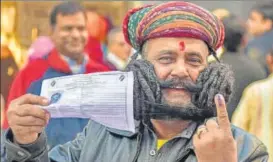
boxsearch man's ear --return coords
[49,26,56,40]
[264,19,273,31]
[49,25,56,35]
[267,54,273,62]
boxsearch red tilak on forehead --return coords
[179,41,185,51]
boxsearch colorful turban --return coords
[123,1,225,52]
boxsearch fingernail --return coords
[216,94,224,107]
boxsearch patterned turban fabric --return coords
[123,1,225,53]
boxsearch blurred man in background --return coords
[105,27,132,70]
[1,94,6,161]
[232,47,273,162]
[1,94,4,128]
[1,46,18,103]
[221,15,266,119]
[245,1,273,75]
[5,2,109,149]
[1,46,19,129]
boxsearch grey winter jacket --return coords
[4,119,268,162]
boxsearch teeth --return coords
[170,86,184,89]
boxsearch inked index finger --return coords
[215,94,231,133]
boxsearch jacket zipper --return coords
[132,124,144,162]
[132,133,143,162]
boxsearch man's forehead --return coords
[250,10,264,19]
[56,12,86,24]
[145,37,209,54]
[115,32,125,40]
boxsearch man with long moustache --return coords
[4,1,268,162]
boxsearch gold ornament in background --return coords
[31,27,38,42]
[1,3,26,68]
[7,66,15,76]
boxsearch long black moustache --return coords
[159,79,202,93]
[124,57,234,121]
[146,78,215,120]
[143,100,214,121]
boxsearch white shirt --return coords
[106,52,127,70]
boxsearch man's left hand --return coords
[193,94,237,162]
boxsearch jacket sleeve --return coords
[4,121,90,162]
[4,129,50,162]
[246,144,269,162]
[48,121,89,162]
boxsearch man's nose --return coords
[170,60,190,78]
[71,28,80,38]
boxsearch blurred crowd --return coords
[1,1,273,161]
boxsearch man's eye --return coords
[188,58,202,65]
[77,26,85,31]
[189,59,201,63]
[63,26,72,31]
[158,57,174,64]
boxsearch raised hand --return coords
[193,94,237,162]
[7,94,50,144]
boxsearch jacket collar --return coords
[106,118,202,142]
[47,48,101,74]
[106,120,140,137]
[47,48,72,74]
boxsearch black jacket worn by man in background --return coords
[221,52,266,119]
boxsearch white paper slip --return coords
[40,71,135,133]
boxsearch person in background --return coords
[221,15,266,120]
[85,9,108,43]
[245,1,273,75]
[85,8,112,68]
[27,36,54,62]
[1,94,4,128]
[105,27,132,70]
[1,45,19,103]
[1,94,6,162]
[5,2,109,149]
[232,47,273,162]
[0,45,19,129]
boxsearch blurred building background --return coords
[1,1,140,67]
[2,0,271,68]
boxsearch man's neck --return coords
[151,119,192,140]
[75,56,84,65]
[60,53,84,65]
